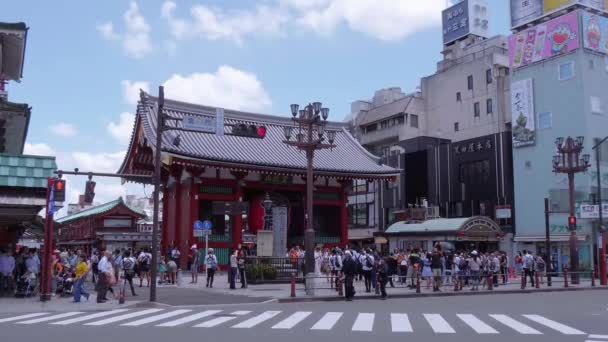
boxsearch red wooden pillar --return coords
[231,172,247,250]
[165,181,177,256]
[161,187,170,255]
[340,182,349,247]
[178,173,194,269]
[171,167,183,262]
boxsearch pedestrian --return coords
[468,251,481,291]
[431,249,443,292]
[398,251,408,284]
[121,250,137,296]
[408,249,420,288]
[137,248,151,287]
[444,254,453,285]
[237,250,247,288]
[171,246,181,264]
[500,252,508,284]
[422,253,433,289]
[229,249,238,290]
[205,248,218,288]
[159,256,167,283]
[90,251,99,284]
[535,253,546,285]
[96,250,112,303]
[190,245,199,284]
[73,254,90,302]
[522,250,535,287]
[492,252,501,287]
[359,250,374,293]
[515,251,524,274]
[167,257,178,285]
[0,249,15,296]
[377,256,389,299]
[112,249,123,283]
[342,251,357,301]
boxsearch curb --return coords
[277,286,608,303]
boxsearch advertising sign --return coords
[544,0,607,13]
[443,0,470,44]
[509,11,580,69]
[511,79,535,148]
[582,12,608,54]
[579,203,608,219]
[511,0,543,28]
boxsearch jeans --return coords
[363,270,372,292]
[0,274,12,295]
[523,268,535,287]
[470,270,480,289]
[96,273,108,302]
[206,268,216,287]
[125,272,136,295]
[239,268,247,288]
[229,267,237,289]
[73,277,89,302]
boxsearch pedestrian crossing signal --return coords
[568,216,576,230]
[54,179,66,202]
[231,123,267,139]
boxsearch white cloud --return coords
[107,112,136,145]
[163,66,272,111]
[122,80,150,105]
[50,122,78,138]
[72,151,126,174]
[98,1,153,59]
[161,1,289,45]
[24,143,55,156]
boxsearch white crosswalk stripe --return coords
[52,309,130,325]
[523,314,585,335]
[156,310,222,327]
[85,309,163,326]
[489,314,542,335]
[310,312,342,330]
[232,311,281,329]
[424,314,455,334]
[195,316,238,328]
[17,312,83,324]
[272,311,312,329]
[352,313,374,332]
[122,309,192,326]
[588,335,608,339]
[457,314,498,334]
[0,313,48,323]
[390,313,413,332]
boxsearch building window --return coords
[486,98,493,114]
[352,180,368,193]
[410,114,419,128]
[380,119,389,129]
[459,160,491,185]
[474,102,480,117]
[456,92,462,102]
[486,69,493,84]
[365,124,377,133]
[595,138,608,162]
[454,122,459,132]
[467,75,474,90]
[348,203,369,227]
[538,112,552,130]
[591,96,602,114]
[558,61,575,81]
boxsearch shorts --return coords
[432,269,442,277]
[140,265,150,272]
[190,264,199,272]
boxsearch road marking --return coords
[195,316,238,328]
[156,310,222,327]
[523,314,585,335]
[85,309,163,326]
[17,312,82,324]
[457,314,498,334]
[52,309,130,325]
[587,340,608,342]
[272,311,312,329]
[352,313,374,332]
[231,311,252,316]
[121,309,192,326]
[390,313,413,332]
[489,314,542,335]
[310,312,343,330]
[0,313,48,323]
[424,314,455,334]
[589,335,608,339]
[232,311,281,329]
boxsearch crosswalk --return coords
[0,309,588,335]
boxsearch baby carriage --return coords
[56,268,75,297]
[15,272,38,297]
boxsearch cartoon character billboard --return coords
[582,12,608,54]
[509,11,579,69]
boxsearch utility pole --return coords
[150,85,164,302]
[593,136,607,286]
[544,197,552,287]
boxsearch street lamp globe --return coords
[262,193,273,211]
[327,130,336,144]
[313,102,322,114]
[583,154,591,165]
[283,126,293,140]
[290,104,299,117]
[576,136,585,147]
[321,108,329,121]
[553,154,561,166]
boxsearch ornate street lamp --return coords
[262,193,273,231]
[283,102,336,295]
[553,136,591,284]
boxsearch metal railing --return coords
[244,256,305,284]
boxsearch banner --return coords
[511,0,543,28]
[509,11,579,68]
[511,79,535,148]
[544,0,607,12]
[582,12,608,54]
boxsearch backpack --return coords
[459,257,467,269]
[123,257,135,275]
[141,254,150,266]
[365,256,372,268]
[336,257,342,269]
[524,255,534,269]
[536,257,546,271]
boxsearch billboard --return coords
[511,79,535,148]
[544,0,607,12]
[582,12,608,54]
[511,0,608,28]
[509,11,579,69]
[443,0,489,45]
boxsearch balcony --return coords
[360,125,401,146]
[393,206,441,222]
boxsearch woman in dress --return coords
[422,253,433,289]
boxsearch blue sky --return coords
[3,0,510,207]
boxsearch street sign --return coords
[202,220,213,231]
[202,229,211,236]
[193,220,204,230]
[183,114,216,133]
[216,108,224,137]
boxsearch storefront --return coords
[118,91,399,268]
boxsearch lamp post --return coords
[262,193,273,231]
[553,136,591,285]
[283,102,336,295]
[593,136,607,286]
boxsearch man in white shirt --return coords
[96,250,112,303]
[359,250,374,293]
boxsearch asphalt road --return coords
[1,291,606,342]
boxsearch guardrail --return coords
[244,256,305,284]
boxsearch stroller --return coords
[15,272,38,297]
[56,268,75,297]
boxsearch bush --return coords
[246,264,277,283]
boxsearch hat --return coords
[208,248,214,253]
[344,251,352,256]
[191,244,198,250]
[53,250,60,254]
[471,250,478,256]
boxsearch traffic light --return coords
[231,123,267,138]
[84,180,96,204]
[54,179,66,202]
[568,216,577,230]
[0,119,6,153]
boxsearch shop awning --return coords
[385,216,502,237]
[514,235,588,242]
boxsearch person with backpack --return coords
[205,248,218,288]
[467,251,481,291]
[121,250,137,296]
[190,245,200,284]
[137,248,152,287]
[377,256,389,299]
[329,248,342,290]
[535,253,546,285]
[522,250,535,287]
[408,249,420,289]
[359,249,374,292]
[342,251,357,301]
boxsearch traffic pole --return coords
[488,273,493,291]
[521,271,525,289]
[416,271,421,294]
[535,272,540,289]
[564,268,569,288]
[40,177,55,302]
[290,273,296,297]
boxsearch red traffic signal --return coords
[54,179,66,202]
[232,123,267,139]
[84,180,96,204]
[568,216,577,229]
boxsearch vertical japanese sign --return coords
[442,0,470,44]
[511,78,535,148]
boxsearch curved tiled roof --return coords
[120,92,399,179]
[56,197,145,225]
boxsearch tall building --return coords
[348,0,515,253]
[510,1,608,272]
